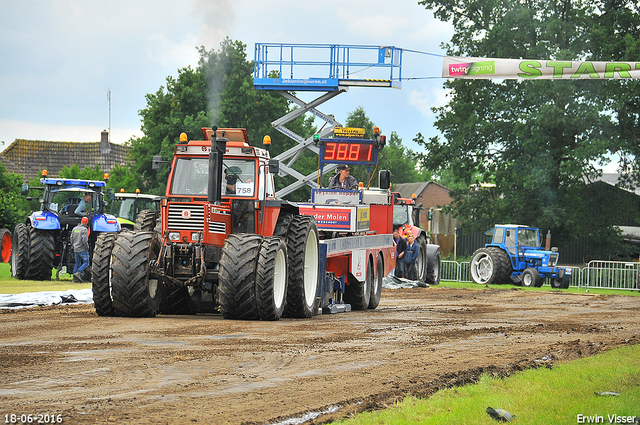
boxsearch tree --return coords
[0,164,30,229]
[124,38,316,198]
[417,0,640,256]
[339,107,427,188]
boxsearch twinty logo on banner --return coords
[443,57,640,79]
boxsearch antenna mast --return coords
[107,89,111,142]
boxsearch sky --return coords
[0,0,453,154]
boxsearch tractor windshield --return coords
[111,197,158,221]
[46,189,100,215]
[393,205,413,226]
[518,228,540,247]
[171,157,256,197]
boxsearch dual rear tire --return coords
[10,224,54,281]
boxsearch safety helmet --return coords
[81,217,89,224]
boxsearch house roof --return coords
[392,182,430,199]
[591,173,640,197]
[1,137,130,180]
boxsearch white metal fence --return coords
[441,260,640,291]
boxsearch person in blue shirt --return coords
[74,193,92,217]
[393,228,407,278]
[404,232,419,281]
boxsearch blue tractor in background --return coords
[11,174,120,281]
[470,224,573,289]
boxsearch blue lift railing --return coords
[254,43,403,91]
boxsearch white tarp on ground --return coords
[382,274,427,289]
[0,276,422,309]
[0,289,93,309]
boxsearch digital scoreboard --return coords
[321,141,375,164]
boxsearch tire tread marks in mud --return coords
[256,236,288,321]
[11,223,30,279]
[111,232,163,317]
[92,232,117,316]
[27,227,55,280]
[218,234,263,320]
[283,215,319,318]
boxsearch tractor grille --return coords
[209,222,226,234]
[168,204,204,231]
[549,253,559,267]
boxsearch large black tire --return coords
[426,244,441,285]
[256,236,288,321]
[345,256,372,310]
[551,275,571,289]
[368,254,383,309]
[10,223,30,279]
[134,210,160,232]
[521,268,542,288]
[91,232,117,316]
[470,247,511,285]
[218,234,263,320]
[111,232,163,317]
[160,286,197,315]
[416,236,428,283]
[27,228,55,280]
[0,228,11,263]
[283,215,320,318]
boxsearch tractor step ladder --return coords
[253,43,403,198]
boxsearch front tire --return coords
[521,268,542,288]
[11,223,30,279]
[92,232,117,316]
[111,232,163,317]
[218,234,263,320]
[283,216,320,318]
[134,210,160,232]
[256,237,288,321]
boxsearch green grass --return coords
[0,263,91,293]
[334,344,640,424]
[438,280,640,297]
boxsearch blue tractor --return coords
[11,175,120,281]
[469,224,573,289]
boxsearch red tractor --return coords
[392,195,441,285]
[93,126,398,320]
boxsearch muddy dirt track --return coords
[1,286,639,425]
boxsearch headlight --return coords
[191,232,201,241]
[168,232,181,241]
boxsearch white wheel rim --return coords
[303,229,318,307]
[274,247,287,309]
[472,253,493,283]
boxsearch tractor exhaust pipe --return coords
[208,126,226,205]
[545,229,551,251]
